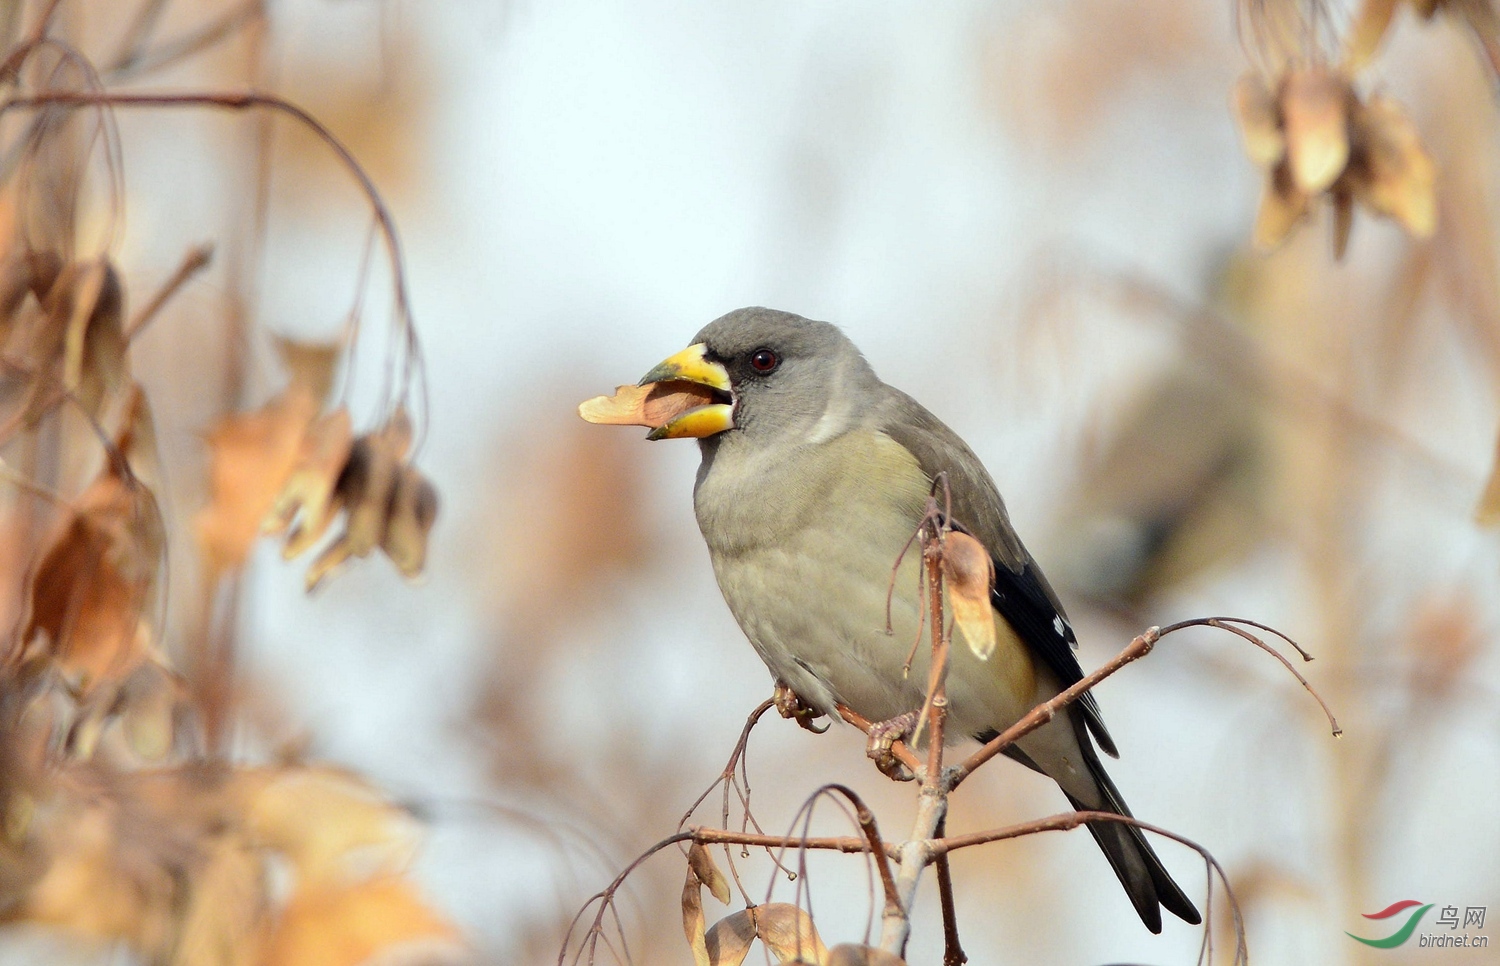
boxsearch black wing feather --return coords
[990,559,1117,758]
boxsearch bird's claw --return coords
[773,682,829,734]
[866,710,920,782]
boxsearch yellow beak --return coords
[639,342,731,391]
[638,343,734,440]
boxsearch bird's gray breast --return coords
[693,429,934,720]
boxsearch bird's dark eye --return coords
[750,348,779,373]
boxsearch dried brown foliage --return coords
[0,2,454,964]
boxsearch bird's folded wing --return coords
[876,389,1119,758]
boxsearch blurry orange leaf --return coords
[1234,66,1434,254]
[264,407,354,559]
[262,875,464,966]
[1407,593,1482,697]
[338,410,412,558]
[23,454,163,696]
[196,385,319,574]
[10,801,174,951]
[303,410,436,592]
[1352,94,1437,237]
[826,945,906,966]
[578,381,719,429]
[174,834,267,966]
[242,766,421,888]
[942,531,996,660]
[196,339,341,574]
[1345,0,1402,71]
[1231,74,1284,168]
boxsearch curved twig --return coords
[0,89,428,444]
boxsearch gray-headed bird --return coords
[587,307,1200,933]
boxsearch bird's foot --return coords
[866,710,921,782]
[773,682,829,734]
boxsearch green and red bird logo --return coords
[1347,900,1434,948]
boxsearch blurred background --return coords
[0,0,1497,964]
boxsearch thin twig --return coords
[26,0,65,50]
[109,0,265,78]
[823,784,902,923]
[950,615,1340,788]
[125,243,213,341]
[1184,617,1341,736]
[0,89,427,440]
[109,0,173,72]
[933,814,966,966]
[880,513,954,957]
[933,810,1247,965]
[689,826,896,857]
[950,626,1159,788]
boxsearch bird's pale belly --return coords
[709,520,1039,742]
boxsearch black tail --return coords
[1065,726,1201,933]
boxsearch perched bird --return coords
[615,307,1200,933]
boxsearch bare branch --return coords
[0,89,427,439]
[933,814,966,966]
[949,626,1158,788]
[950,615,1340,788]
[125,243,213,341]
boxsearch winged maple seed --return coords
[298,408,441,592]
[1232,67,1436,257]
[16,258,128,426]
[196,339,332,575]
[941,530,998,660]
[196,338,439,590]
[680,842,898,966]
[578,380,722,429]
[1346,0,1500,73]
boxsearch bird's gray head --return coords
[638,307,878,445]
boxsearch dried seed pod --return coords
[686,843,731,905]
[1231,74,1284,168]
[942,531,997,660]
[827,945,907,966]
[1349,93,1437,238]
[379,465,439,579]
[265,407,355,559]
[579,380,722,429]
[1280,68,1353,195]
[21,259,125,425]
[336,426,406,558]
[1234,66,1436,255]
